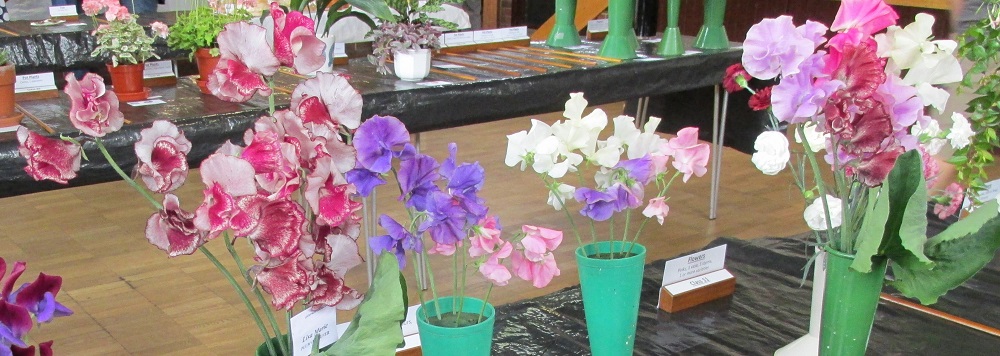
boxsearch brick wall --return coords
[499,0,513,27]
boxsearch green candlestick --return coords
[599,0,639,59]
[547,0,582,48]
[694,0,730,50]
[657,0,684,56]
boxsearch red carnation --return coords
[749,86,773,111]
[723,63,749,93]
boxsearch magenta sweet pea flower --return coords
[16,127,82,185]
[830,0,898,36]
[270,2,326,74]
[10,340,53,356]
[0,300,31,350]
[146,194,206,257]
[254,254,314,310]
[64,73,124,137]
[208,22,280,103]
[290,73,363,130]
[305,159,362,227]
[135,121,192,193]
[664,128,710,182]
[353,115,417,173]
[742,16,817,80]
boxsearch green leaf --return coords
[346,0,394,22]
[851,185,891,273]
[878,151,932,269]
[890,201,1000,304]
[320,253,407,355]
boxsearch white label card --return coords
[416,81,452,86]
[49,5,77,17]
[14,73,57,94]
[128,99,166,106]
[662,244,727,286]
[443,32,475,47]
[499,26,529,39]
[143,61,175,79]
[433,64,465,69]
[400,305,420,336]
[588,19,609,33]
[333,43,347,57]
[664,269,734,295]
[473,29,504,44]
[290,307,339,356]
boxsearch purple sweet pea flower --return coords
[797,20,829,48]
[771,53,844,124]
[353,115,416,173]
[398,154,441,210]
[10,274,73,323]
[615,183,645,210]
[345,167,386,197]
[370,215,422,269]
[574,187,620,221]
[419,191,468,245]
[615,157,654,185]
[742,15,817,80]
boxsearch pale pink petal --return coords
[145,194,206,257]
[200,153,258,196]
[217,22,280,76]
[290,73,362,129]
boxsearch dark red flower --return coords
[855,145,904,186]
[749,86,773,111]
[723,63,749,93]
[16,127,82,185]
[247,199,306,262]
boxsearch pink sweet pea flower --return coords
[208,22,281,103]
[520,225,563,262]
[254,254,314,310]
[270,3,326,74]
[150,21,169,39]
[427,242,458,256]
[135,121,192,193]
[304,159,363,227]
[663,127,711,182]
[290,73,363,130]
[16,127,82,184]
[479,241,513,286]
[511,250,560,288]
[64,73,124,137]
[311,265,363,310]
[193,154,258,238]
[830,0,898,36]
[146,194,207,257]
[469,216,502,257]
[642,197,670,225]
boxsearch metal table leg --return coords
[709,85,729,220]
[636,96,650,128]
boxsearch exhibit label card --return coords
[143,61,175,79]
[290,306,339,356]
[588,19,609,33]
[49,6,77,17]
[661,244,727,286]
[333,43,347,58]
[443,32,475,47]
[400,305,420,336]
[14,73,57,93]
[128,99,166,107]
[499,26,529,40]
[473,29,504,44]
[664,269,734,295]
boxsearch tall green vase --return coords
[657,0,684,56]
[547,0,582,48]
[693,0,730,50]
[598,0,639,59]
[818,248,887,356]
[576,241,646,355]
[416,296,495,356]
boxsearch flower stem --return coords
[224,233,286,353]
[799,125,836,251]
[199,246,276,356]
[421,249,443,320]
[620,209,632,258]
[409,253,430,320]
[541,176,584,247]
[267,78,276,115]
[477,284,494,324]
[95,138,162,210]
[451,249,459,317]
[455,243,469,327]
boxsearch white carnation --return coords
[803,195,843,231]
[751,131,790,175]
[947,112,974,149]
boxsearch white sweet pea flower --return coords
[505,119,552,169]
[803,195,842,231]
[592,136,624,168]
[912,118,947,154]
[552,110,607,157]
[794,122,827,153]
[947,112,975,149]
[915,82,950,113]
[751,131,790,175]
[563,92,588,120]
[876,14,963,86]
[547,183,576,210]
[613,115,641,145]
[620,116,666,159]
[902,52,963,86]
[594,168,613,188]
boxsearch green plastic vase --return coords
[598,0,639,59]
[657,0,684,56]
[576,241,647,355]
[818,248,887,356]
[547,0,582,48]
[693,0,730,50]
[416,296,495,356]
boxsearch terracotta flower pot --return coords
[0,63,24,128]
[194,48,220,95]
[106,62,149,101]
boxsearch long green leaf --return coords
[881,150,932,267]
[320,253,407,355]
[890,201,1000,304]
[851,185,890,273]
[345,0,394,21]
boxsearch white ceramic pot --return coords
[393,48,431,81]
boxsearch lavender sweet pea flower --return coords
[771,53,844,123]
[370,215,422,269]
[742,16,817,80]
[614,183,644,210]
[398,154,440,209]
[615,157,654,185]
[354,116,416,173]
[574,187,620,221]
[345,168,386,197]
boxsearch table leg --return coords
[709,85,729,220]
[636,96,650,128]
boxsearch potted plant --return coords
[83,0,166,101]
[15,4,409,355]
[0,49,23,128]
[166,1,251,93]
[368,0,461,80]
[345,116,565,355]
[732,0,1000,354]
[504,93,712,355]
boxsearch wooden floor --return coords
[0,103,809,355]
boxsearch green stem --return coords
[199,246,276,356]
[267,78,276,115]
[224,233,286,353]
[95,138,162,210]
[409,253,429,320]
[799,125,837,251]
[421,249,443,320]
[541,176,585,246]
[455,243,469,327]
[451,249,459,317]
[286,310,293,356]
[477,284,494,324]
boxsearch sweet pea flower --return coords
[797,20,829,48]
[150,21,169,39]
[270,3,326,74]
[947,113,974,149]
[803,195,843,230]
[830,0,898,36]
[642,197,670,225]
[574,187,621,221]
[16,127,82,185]
[193,154,258,238]
[479,242,513,286]
[520,225,563,262]
[511,249,560,289]
[246,199,307,263]
[254,255,314,310]
[305,159,362,227]
[145,194,206,257]
[65,73,124,137]
[547,183,576,211]
[290,72,362,129]
[469,216,502,257]
[208,22,281,103]
[742,16,816,80]
[794,122,828,153]
[312,265,363,310]
[751,131,790,175]
[353,115,416,173]
[664,127,710,182]
[370,215,422,269]
[135,121,192,193]
[505,119,552,169]
[915,82,950,114]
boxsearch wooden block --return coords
[396,346,422,356]
[587,31,607,41]
[333,56,349,65]
[439,39,531,54]
[15,89,59,102]
[659,270,736,313]
[144,76,177,87]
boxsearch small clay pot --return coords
[194,48,220,94]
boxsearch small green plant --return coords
[91,16,159,66]
[167,6,252,58]
[365,0,462,75]
[287,0,393,37]
[955,0,1000,202]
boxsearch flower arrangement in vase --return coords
[0,257,73,355]
[367,0,461,79]
[83,0,169,101]
[15,3,409,355]
[729,0,1000,354]
[0,49,22,128]
[165,0,253,93]
[343,115,565,355]
[504,93,711,355]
